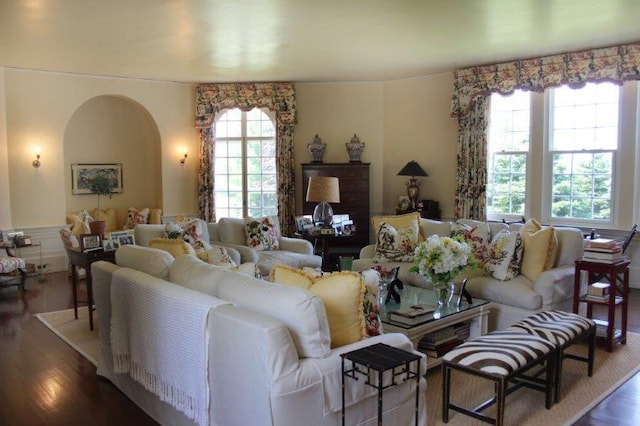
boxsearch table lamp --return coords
[306,176,340,227]
[397,161,428,210]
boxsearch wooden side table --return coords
[66,248,116,331]
[573,259,630,352]
[341,343,421,426]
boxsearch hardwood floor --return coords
[1,271,639,425]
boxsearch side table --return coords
[66,248,116,331]
[341,343,421,426]
[297,233,357,271]
[573,259,630,352]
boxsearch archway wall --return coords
[3,68,199,228]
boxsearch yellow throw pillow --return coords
[149,238,196,258]
[271,265,365,348]
[91,208,118,232]
[371,211,421,238]
[519,219,558,281]
[270,264,316,289]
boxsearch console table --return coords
[66,248,116,331]
[573,259,630,352]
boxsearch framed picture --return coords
[109,231,134,248]
[6,231,24,247]
[80,234,102,252]
[295,215,313,233]
[397,195,410,212]
[102,239,115,251]
[71,163,123,195]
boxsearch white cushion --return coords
[419,218,451,238]
[169,255,331,358]
[218,218,247,245]
[115,245,174,280]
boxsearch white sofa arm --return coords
[531,265,577,305]
[278,236,314,255]
[213,242,259,264]
[359,244,376,259]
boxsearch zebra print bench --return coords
[510,310,596,402]
[442,330,556,426]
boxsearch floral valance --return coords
[451,42,640,119]
[195,82,296,128]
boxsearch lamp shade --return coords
[397,161,428,177]
[306,176,340,203]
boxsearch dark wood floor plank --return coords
[1,271,639,425]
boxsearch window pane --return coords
[213,108,278,218]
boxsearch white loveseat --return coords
[353,218,585,331]
[93,245,427,426]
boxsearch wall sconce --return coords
[32,147,41,168]
[180,149,188,166]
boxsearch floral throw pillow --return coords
[244,216,280,251]
[206,246,237,268]
[361,269,384,337]
[123,207,149,230]
[373,222,419,262]
[485,229,524,281]
[164,219,212,261]
[450,221,491,266]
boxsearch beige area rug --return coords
[427,332,640,426]
[35,308,99,367]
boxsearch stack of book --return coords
[584,282,611,302]
[582,238,624,263]
[418,327,461,358]
[592,318,622,339]
[387,304,435,326]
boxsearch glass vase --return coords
[433,280,455,306]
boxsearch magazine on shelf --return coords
[580,256,626,264]
[583,250,623,261]
[585,238,621,249]
[388,304,435,325]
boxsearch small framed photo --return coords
[102,239,115,251]
[80,234,102,252]
[6,231,24,247]
[295,215,313,233]
[397,195,410,212]
[118,234,135,246]
[110,230,135,247]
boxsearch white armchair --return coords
[209,217,322,276]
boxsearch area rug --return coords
[35,308,99,367]
[426,332,640,425]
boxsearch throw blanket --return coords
[110,268,230,426]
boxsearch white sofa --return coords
[92,245,427,426]
[134,218,322,276]
[353,219,585,331]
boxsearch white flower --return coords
[410,235,471,283]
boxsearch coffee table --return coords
[381,285,491,369]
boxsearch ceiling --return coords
[1,0,640,84]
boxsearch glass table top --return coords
[380,285,489,329]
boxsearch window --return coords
[487,90,531,217]
[214,108,277,219]
[487,82,623,226]
[548,82,619,222]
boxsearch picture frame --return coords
[80,233,102,252]
[397,195,410,212]
[6,231,24,247]
[102,239,116,251]
[109,230,135,248]
[295,215,313,233]
[71,163,123,195]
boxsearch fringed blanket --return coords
[110,268,230,426]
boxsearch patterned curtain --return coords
[450,42,640,219]
[454,97,488,221]
[198,127,215,222]
[195,83,297,235]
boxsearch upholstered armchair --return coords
[0,244,27,291]
[208,217,322,276]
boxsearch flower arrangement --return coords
[410,235,473,284]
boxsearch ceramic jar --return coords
[346,133,365,163]
[307,134,326,163]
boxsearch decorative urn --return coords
[307,134,326,163]
[345,133,365,163]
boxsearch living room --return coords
[2,2,640,424]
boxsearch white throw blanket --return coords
[110,268,230,426]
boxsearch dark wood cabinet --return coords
[301,163,370,250]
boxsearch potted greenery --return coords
[89,173,114,237]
